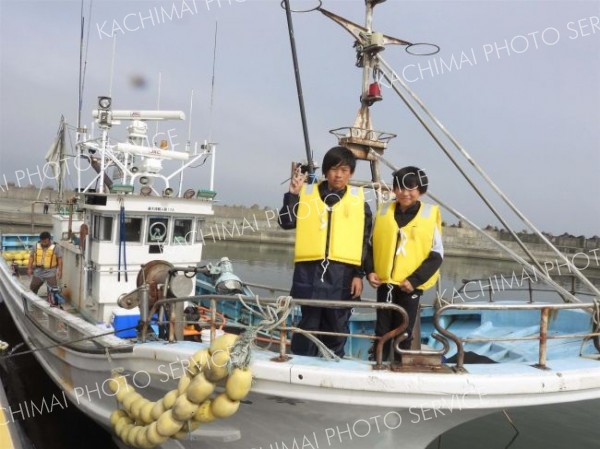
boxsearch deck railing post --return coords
[174,301,184,342]
[168,307,176,343]
[277,327,290,362]
[537,307,549,368]
[210,298,217,341]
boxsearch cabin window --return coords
[173,219,193,244]
[123,217,143,242]
[148,217,169,244]
[195,218,206,243]
[92,215,114,241]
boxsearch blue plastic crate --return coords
[1,233,40,251]
[111,310,160,338]
[112,309,141,338]
[345,308,376,359]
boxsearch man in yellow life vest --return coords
[279,146,373,357]
[27,231,63,296]
[367,167,443,362]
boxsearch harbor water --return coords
[0,240,599,448]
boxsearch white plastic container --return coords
[201,328,224,344]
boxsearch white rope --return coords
[235,294,339,362]
[320,206,330,229]
[592,298,600,330]
[320,258,330,282]
[386,283,394,304]
[395,229,408,256]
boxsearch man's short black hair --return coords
[39,231,51,240]
[392,166,428,194]
[322,146,356,175]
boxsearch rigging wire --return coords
[369,148,581,303]
[376,56,600,300]
[82,0,93,94]
[78,0,94,128]
[189,154,211,169]
[0,326,139,360]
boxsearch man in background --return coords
[28,231,63,299]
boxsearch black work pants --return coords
[291,305,352,357]
[375,284,421,361]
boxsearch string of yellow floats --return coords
[108,333,253,448]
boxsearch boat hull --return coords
[1,260,600,449]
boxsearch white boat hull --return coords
[1,261,600,449]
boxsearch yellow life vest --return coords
[34,243,58,269]
[294,183,365,266]
[373,202,441,290]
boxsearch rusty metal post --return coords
[272,327,290,362]
[210,299,217,341]
[411,308,422,350]
[537,307,549,368]
[168,307,176,343]
[139,284,149,343]
[174,300,184,342]
[67,202,74,240]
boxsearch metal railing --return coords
[20,281,600,371]
[141,293,442,368]
[454,273,600,303]
[433,301,600,370]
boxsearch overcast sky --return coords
[0,0,599,237]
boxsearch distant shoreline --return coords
[0,190,598,272]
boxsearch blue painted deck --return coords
[422,304,597,363]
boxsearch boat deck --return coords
[8,267,600,380]
[6,270,133,354]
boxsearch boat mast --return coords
[316,2,599,300]
[319,1,406,204]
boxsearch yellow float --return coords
[109,332,254,448]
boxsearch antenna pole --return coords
[155,72,162,144]
[77,3,85,194]
[77,4,84,130]
[109,36,117,97]
[209,141,216,192]
[208,22,218,141]
[207,22,218,193]
[283,0,315,178]
[178,90,194,197]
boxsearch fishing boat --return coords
[0,1,599,449]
